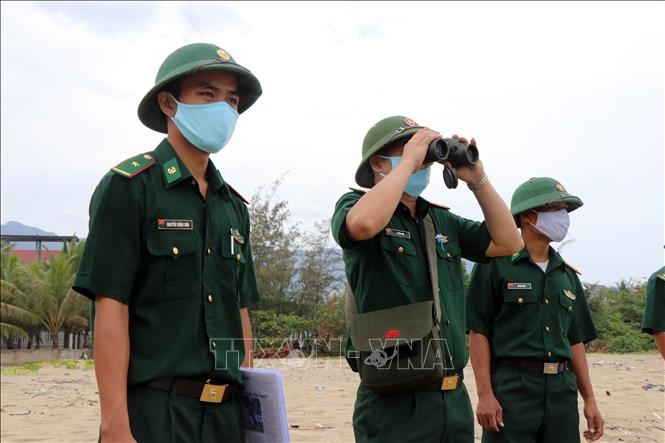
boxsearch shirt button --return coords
[207,294,214,303]
[446,252,452,258]
[446,320,451,326]
[236,253,241,261]
[547,351,552,357]
[517,297,524,304]
[207,248,212,256]
[212,341,216,349]
[397,246,404,253]
[545,299,549,304]
[568,306,573,312]
[172,246,179,256]
[191,179,196,186]
[545,326,550,332]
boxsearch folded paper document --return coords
[240,367,290,443]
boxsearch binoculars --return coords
[423,138,480,189]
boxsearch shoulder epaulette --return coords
[565,262,582,275]
[429,201,450,210]
[657,273,665,281]
[111,153,156,178]
[227,182,250,205]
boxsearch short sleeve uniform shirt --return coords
[641,266,665,334]
[331,189,491,372]
[466,248,597,361]
[73,140,259,387]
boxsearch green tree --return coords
[586,279,655,353]
[295,219,344,319]
[315,290,346,339]
[249,176,301,314]
[1,243,40,344]
[1,239,89,349]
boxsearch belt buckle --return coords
[200,382,226,403]
[543,363,558,375]
[441,375,460,391]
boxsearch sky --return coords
[1,1,663,287]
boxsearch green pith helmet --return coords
[355,115,423,188]
[511,177,583,216]
[137,43,262,133]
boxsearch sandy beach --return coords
[1,353,663,443]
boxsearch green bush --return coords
[586,280,657,353]
[250,310,312,340]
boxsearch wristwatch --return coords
[467,173,488,192]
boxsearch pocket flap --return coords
[502,291,537,304]
[350,301,434,351]
[559,292,574,310]
[146,232,199,258]
[380,235,416,256]
[436,241,460,261]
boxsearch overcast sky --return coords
[1,1,663,286]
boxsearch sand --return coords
[1,353,663,443]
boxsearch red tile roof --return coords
[10,250,63,263]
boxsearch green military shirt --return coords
[641,266,665,334]
[466,248,597,361]
[73,139,259,387]
[331,189,491,373]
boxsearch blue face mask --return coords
[169,95,239,154]
[379,155,430,197]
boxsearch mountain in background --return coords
[1,220,64,250]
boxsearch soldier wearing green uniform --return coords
[466,177,604,443]
[331,115,524,443]
[73,43,262,443]
[641,265,665,358]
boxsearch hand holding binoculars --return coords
[423,138,479,189]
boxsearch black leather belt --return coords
[146,377,238,403]
[495,357,568,375]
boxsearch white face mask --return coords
[531,209,570,242]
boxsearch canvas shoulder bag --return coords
[345,213,445,393]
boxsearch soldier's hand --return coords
[476,392,504,432]
[401,128,440,172]
[582,401,604,441]
[444,134,485,184]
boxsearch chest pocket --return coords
[145,231,201,300]
[558,291,575,332]
[220,233,247,263]
[436,241,463,290]
[211,233,247,303]
[499,289,539,331]
[380,235,416,257]
[379,234,425,291]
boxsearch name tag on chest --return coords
[158,219,194,230]
[507,282,532,290]
[385,228,411,240]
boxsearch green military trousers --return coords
[120,384,244,443]
[483,365,580,443]
[353,382,474,443]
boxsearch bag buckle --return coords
[200,381,226,403]
[441,375,461,391]
[543,363,559,375]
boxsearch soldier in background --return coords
[641,265,665,358]
[467,177,604,443]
